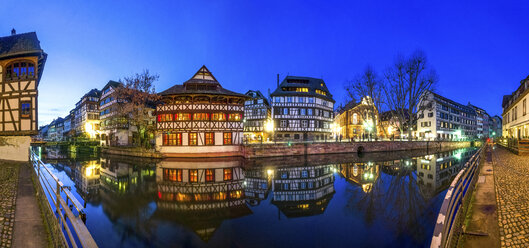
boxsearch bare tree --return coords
[383,50,438,139]
[345,65,385,138]
[115,70,161,149]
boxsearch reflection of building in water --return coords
[243,167,271,206]
[154,158,251,241]
[416,149,475,198]
[99,156,156,194]
[272,164,335,217]
[73,160,101,198]
[340,162,380,193]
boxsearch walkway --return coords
[0,160,47,248]
[492,146,529,247]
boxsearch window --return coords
[298,97,305,103]
[163,133,182,146]
[428,112,433,117]
[290,108,298,115]
[189,170,198,182]
[193,113,209,121]
[522,99,527,116]
[300,109,306,115]
[223,168,233,181]
[301,170,308,178]
[223,132,232,145]
[352,113,358,124]
[302,120,308,128]
[228,113,241,121]
[205,169,215,182]
[5,61,36,80]
[157,114,173,122]
[308,97,315,103]
[315,89,327,96]
[20,102,31,118]
[281,172,288,179]
[163,169,182,182]
[308,109,313,116]
[287,97,293,103]
[280,120,287,128]
[205,132,215,145]
[283,108,288,115]
[189,133,198,146]
[211,113,226,121]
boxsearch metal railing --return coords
[30,149,98,248]
[430,145,485,248]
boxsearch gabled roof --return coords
[159,65,247,98]
[245,90,270,106]
[270,76,335,102]
[101,80,122,92]
[0,31,47,85]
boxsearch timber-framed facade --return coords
[155,65,248,157]
[243,90,271,143]
[0,30,47,161]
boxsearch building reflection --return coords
[154,157,251,241]
[73,160,101,200]
[271,164,335,218]
[416,148,476,198]
[243,166,271,206]
[340,162,380,193]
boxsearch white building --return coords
[502,75,529,139]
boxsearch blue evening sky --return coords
[1,0,528,125]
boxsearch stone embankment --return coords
[101,146,163,158]
[242,141,476,158]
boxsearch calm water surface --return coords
[39,146,477,248]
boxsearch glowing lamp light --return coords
[265,119,274,133]
[267,169,274,176]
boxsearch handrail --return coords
[30,149,98,248]
[430,145,485,248]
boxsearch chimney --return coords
[277,74,279,88]
[11,28,16,35]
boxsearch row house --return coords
[270,76,335,141]
[98,80,133,146]
[468,104,491,139]
[74,88,101,138]
[502,75,529,139]
[243,90,271,143]
[417,90,478,140]
[0,30,47,161]
[155,66,248,157]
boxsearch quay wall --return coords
[101,146,163,158]
[242,141,476,158]
[0,136,30,161]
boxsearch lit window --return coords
[223,132,232,145]
[176,113,191,121]
[228,113,241,121]
[189,170,198,182]
[223,168,233,181]
[211,113,226,121]
[189,133,198,146]
[157,114,173,122]
[163,133,182,146]
[193,113,209,121]
[205,132,215,145]
[205,169,214,182]
[315,89,327,96]
[163,169,182,182]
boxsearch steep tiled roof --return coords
[270,76,335,102]
[159,65,247,98]
[0,32,43,58]
[101,80,122,92]
[245,90,270,106]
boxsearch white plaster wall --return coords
[0,136,31,162]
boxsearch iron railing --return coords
[430,145,485,248]
[30,149,98,248]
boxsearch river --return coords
[36,146,478,248]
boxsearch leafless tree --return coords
[383,50,438,139]
[345,65,386,137]
[115,70,161,149]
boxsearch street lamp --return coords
[363,120,373,141]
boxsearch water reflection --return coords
[38,146,477,247]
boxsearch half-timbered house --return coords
[243,90,271,143]
[270,76,335,141]
[155,66,248,157]
[0,30,47,161]
[74,88,101,138]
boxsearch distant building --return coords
[0,30,47,161]
[468,104,491,139]
[335,97,380,140]
[270,76,335,141]
[62,115,72,139]
[490,115,502,138]
[243,90,271,143]
[155,65,248,157]
[502,75,529,139]
[74,89,101,138]
[417,90,478,140]
[98,80,132,146]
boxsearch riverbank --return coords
[96,140,480,158]
[242,140,480,158]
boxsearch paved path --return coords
[492,146,529,247]
[0,161,47,248]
